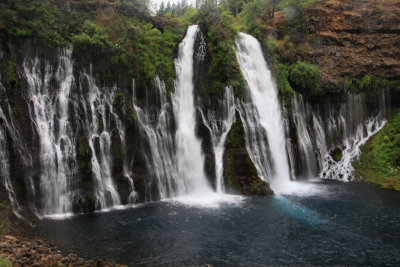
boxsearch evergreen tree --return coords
[157,1,166,17]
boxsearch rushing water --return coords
[37,181,400,266]
[23,49,77,216]
[79,72,121,209]
[133,76,179,199]
[235,33,291,190]
[200,86,236,193]
[172,25,213,196]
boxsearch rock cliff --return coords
[303,0,400,87]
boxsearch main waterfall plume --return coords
[172,25,213,196]
[235,32,291,191]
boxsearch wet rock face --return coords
[303,0,400,87]
[223,118,273,196]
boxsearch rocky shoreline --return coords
[0,235,121,267]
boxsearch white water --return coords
[109,89,136,203]
[0,117,22,218]
[200,86,236,193]
[291,94,318,177]
[80,73,121,209]
[0,78,35,218]
[288,89,388,182]
[321,118,385,181]
[235,33,291,191]
[172,25,213,196]
[133,76,179,199]
[23,49,76,216]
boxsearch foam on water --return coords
[165,193,245,209]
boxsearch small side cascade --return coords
[79,72,121,209]
[0,80,35,217]
[319,90,389,181]
[320,118,385,181]
[200,86,236,193]
[313,114,328,171]
[291,94,318,177]
[0,112,22,218]
[23,49,77,216]
[236,102,273,181]
[133,76,179,199]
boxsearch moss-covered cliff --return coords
[223,116,273,196]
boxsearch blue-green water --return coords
[37,181,400,266]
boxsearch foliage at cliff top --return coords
[155,0,322,101]
[288,61,321,97]
[354,111,400,191]
[0,0,183,90]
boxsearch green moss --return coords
[5,60,18,91]
[331,147,343,162]
[0,257,12,267]
[113,93,124,118]
[0,202,12,235]
[224,119,273,196]
[347,75,400,101]
[274,63,296,105]
[354,111,400,190]
[77,135,92,177]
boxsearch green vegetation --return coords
[5,60,18,91]
[331,148,343,162]
[347,75,400,94]
[224,119,273,196]
[0,257,12,267]
[288,61,321,97]
[354,112,400,190]
[0,0,183,92]
[0,201,12,235]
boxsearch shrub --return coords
[288,61,321,97]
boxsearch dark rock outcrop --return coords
[223,116,273,196]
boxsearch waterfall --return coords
[200,86,236,193]
[319,90,388,181]
[237,102,273,180]
[133,76,179,199]
[313,114,328,171]
[0,79,35,217]
[291,94,318,177]
[23,49,77,216]
[321,118,385,181]
[235,32,291,190]
[79,72,121,209]
[110,94,136,204]
[0,113,22,218]
[172,25,212,196]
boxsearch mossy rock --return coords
[223,117,273,196]
[331,147,343,162]
[5,60,19,92]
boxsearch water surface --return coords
[37,181,400,266]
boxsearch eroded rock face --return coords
[303,0,400,87]
[223,118,273,196]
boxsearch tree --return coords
[220,0,248,17]
[240,0,266,28]
[157,1,166,16]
